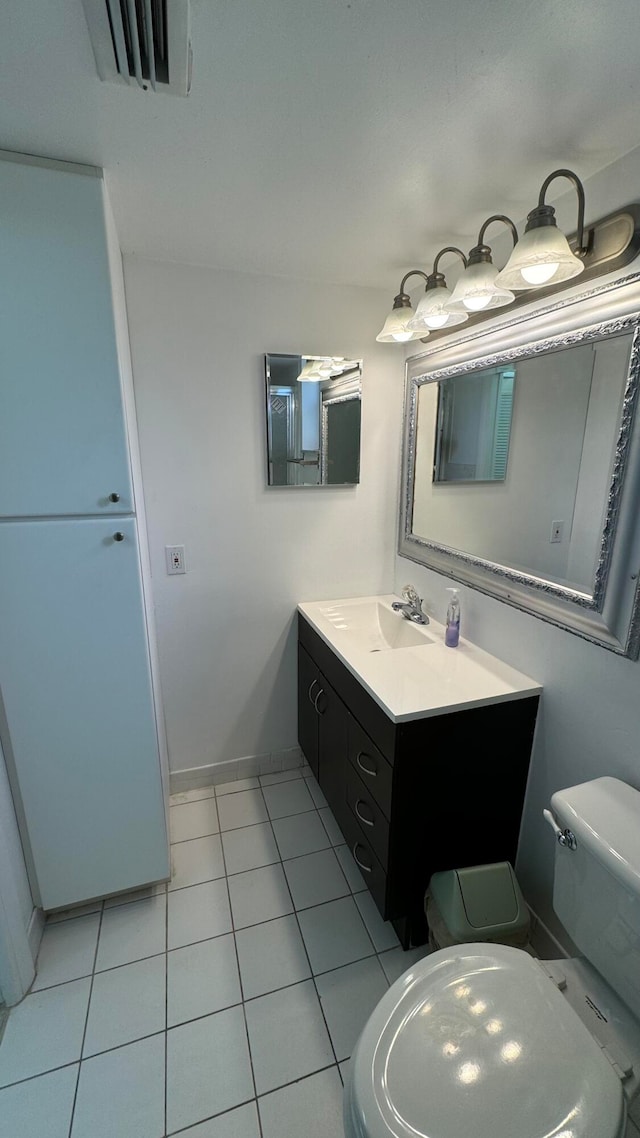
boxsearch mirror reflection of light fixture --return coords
[318,357,348,377]
[376,271,430,342]
[446,216,517,313]
[406,248,469,332]
[296,359,324,382]
[378,165,640,344]
[297,356,359,381]
[495,169,586,290]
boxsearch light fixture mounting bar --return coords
[422,201,640,342]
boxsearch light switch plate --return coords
[165,545,186,575]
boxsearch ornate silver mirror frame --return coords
[320,380,361,484]
[399,273,640,658]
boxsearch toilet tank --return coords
[550,776,640,1022]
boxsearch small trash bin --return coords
[425,861,530,951]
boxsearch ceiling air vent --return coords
[81,0,192,96]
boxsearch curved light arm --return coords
[396,269,430,301]
[432,246,467,276]
[537,168,587,255]
[477,214,518,249]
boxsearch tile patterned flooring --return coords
[0,765,432,1138]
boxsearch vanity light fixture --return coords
[376,270,430,342]
[495,169,586,289]
[407,248,469,331]
[378,165,640,344]
[446,216,517,313]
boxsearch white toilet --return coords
[345,776,640,1138]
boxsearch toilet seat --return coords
[345,943,626,1138]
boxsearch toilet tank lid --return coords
[551,777,640,893]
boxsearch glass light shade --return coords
[495,225,584,291]
[376,306,423,343]
[407,287,468,331]
[445,261,515,313]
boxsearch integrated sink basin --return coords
[318,598,435,652]
[298,594,542,723]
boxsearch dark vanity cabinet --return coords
[298,614,539,948]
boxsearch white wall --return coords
[124,259,402,776]
[397,147,640,938]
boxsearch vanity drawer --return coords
[339,804,387,916]
[346,763,389,870]
[348,717,393,819]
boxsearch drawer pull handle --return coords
[313,688,326,715]
[356,751,377,777]
[308,679,319,705]
[355,799,374,827]
[352,843,372,873]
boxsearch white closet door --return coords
[0,157,133,517]
[0,518,169,910]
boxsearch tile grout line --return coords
[169,764,311,808]
[274,800,345,1078]
[6,781,394,1124]
[0,938,403,1094]
[295,778,388,1079]
[67,899,105,1138]
[33,854,374,996]
[163,1095,261,1137]
[219,792,264,1138]
[232,784,349,1112]
[163,1058,338,1137]
[170,799,318,844]
[0,931,400,1096]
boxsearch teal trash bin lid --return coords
[429,862,529,942]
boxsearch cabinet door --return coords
[0,518,168,909]
[316,677,349,831]
[298,644,320,776]
[0,158,133,517]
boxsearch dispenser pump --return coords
[445,588,460,648]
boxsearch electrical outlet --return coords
[165,545,186,575]
[550,520,564,544]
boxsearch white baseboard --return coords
[169,747,303,794]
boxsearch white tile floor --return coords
[0,765,432,1138]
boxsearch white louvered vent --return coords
[490,370,515,480]
[81,0,192,96]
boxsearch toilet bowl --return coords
[344,777,640,1138]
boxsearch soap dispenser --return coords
[445,588,460,648]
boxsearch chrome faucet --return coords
[391,585,430,625]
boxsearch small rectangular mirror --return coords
[265,354,362,487]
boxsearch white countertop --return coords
[298,594,542,723]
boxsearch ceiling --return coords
[2,0,640,290]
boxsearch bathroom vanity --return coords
[298,596,541,947]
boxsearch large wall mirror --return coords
[399,282,640,657]
[265,354,362,487]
